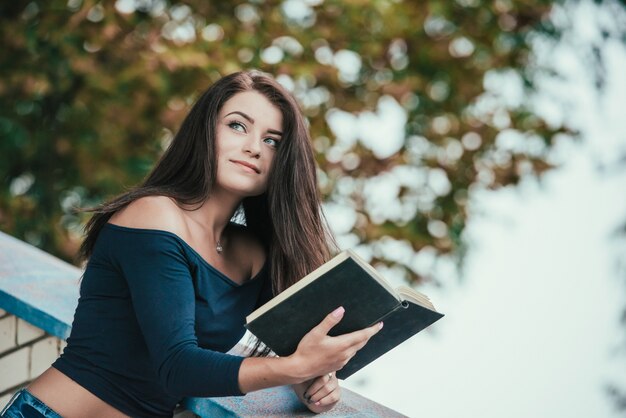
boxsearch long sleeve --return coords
[53,223,271,416]
[108,229,245,398]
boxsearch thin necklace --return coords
[216,240,223,254]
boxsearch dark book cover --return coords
[245,252,444,379]
[336,300,444,379]
[245,256,400,357]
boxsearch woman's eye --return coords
[264,137,280,148]
[228,121,246,132]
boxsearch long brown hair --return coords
[80,70,335,297]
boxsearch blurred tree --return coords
[1,0,561,282]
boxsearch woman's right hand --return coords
[287,306,383,382]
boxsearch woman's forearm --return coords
[238,355,306,393]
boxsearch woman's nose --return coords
[243,134,261,157]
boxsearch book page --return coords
[396,285,437,311]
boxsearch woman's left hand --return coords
[293,372,340,413]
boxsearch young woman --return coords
[1,71,381,417]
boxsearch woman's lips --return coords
[231,159,260,173]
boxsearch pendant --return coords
[216,241,223,254]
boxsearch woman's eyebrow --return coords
[225,110,283,136]
[226,111,254,123]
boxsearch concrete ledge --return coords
[183,385,405,417]
[0,231,81,339]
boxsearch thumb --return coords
[314,306,345,336]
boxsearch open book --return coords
[245,249,444,379]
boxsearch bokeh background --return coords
[1,0,625,416]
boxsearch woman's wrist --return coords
[280,354,309,384]
[238,355,308,393]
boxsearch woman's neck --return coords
[182,189,242,246]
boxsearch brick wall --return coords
[0,308,65,408]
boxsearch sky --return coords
[343,142,626,418]
[341,1,626,417]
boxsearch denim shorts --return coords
[0,389,62,418]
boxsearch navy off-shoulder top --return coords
[52,223,273,418]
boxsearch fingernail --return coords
[315,401,321,406]
[332,306,345,318]
[378,321,384,329]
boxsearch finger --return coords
[307,375,338,404]
[333,321,383,348]
[303,373,334,400]
[312,385,341,407]
[311,306,345,336]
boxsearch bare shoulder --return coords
[109,196,187,236]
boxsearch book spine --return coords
[368,301,407,327]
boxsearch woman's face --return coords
[214,90,284,198]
